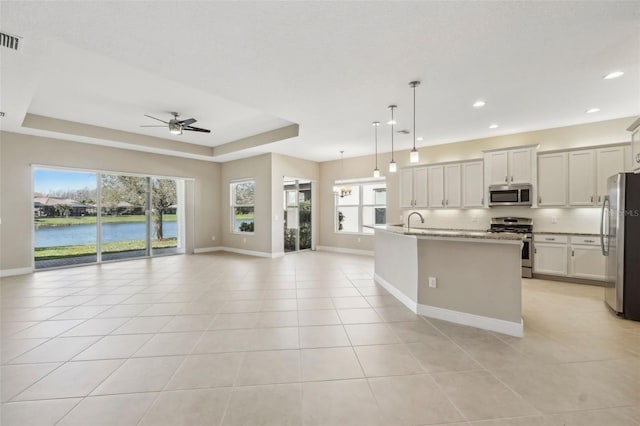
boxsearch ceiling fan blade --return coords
[144,114,169,124]
[140,125,167,127]
[183,126,211,133]
[179,118,197,126]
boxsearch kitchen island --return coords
[374,225,525,337]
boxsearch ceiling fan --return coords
[141,112,211,135]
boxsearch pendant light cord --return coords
[374,124,378,169]
[390,107,395,161]
[412,85,416,151]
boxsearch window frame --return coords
[230,179,256,235]
[334,179,386,235]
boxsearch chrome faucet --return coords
[407,212,424,232]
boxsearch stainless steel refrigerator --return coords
[601,172,640,320]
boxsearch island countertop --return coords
[372,225,525,242]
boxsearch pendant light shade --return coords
[409,81,421,163]
[388,105,397,173]
[372,121,380,178]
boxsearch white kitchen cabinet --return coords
[444,164,461,208]
[487,150,509,185]
[534,242,568,276]
[629,118,640,172]
[462,161,484,207]
[400,166,428,208]
[537,152,567,206]
[568,150,595,206]
[485,147,535,186]
[427,165,444,207]
[569,236,605,280]
[596,147,624,205]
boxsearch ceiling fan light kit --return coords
[142,112,211,135]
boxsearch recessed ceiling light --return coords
[604,71,624,80]
[416,137,423,141]
[586,108,600,114]
[387,120,396,125]
[489,124,499,129]
[473,100,486,108]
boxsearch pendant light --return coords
[333,151,352,198]
[372,121,380,178]
[388,105,397,173]
[409,81,421,163]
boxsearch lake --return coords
[35,221,177,248]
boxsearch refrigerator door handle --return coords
[600,195,609,256]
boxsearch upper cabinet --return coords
[400,166,428,208]
[629,117,640,172]
[568,150,596,206]
[444,163,462,208]
[485,147,535,185]
[596,147,625,204]
[567,146,625,207]
[538,152,568,206]
[462,161,484,207]
[400,160,481,209]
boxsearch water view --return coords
[35,221,177,247]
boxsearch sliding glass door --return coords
[33,169,98,269]
[34,167,185,269]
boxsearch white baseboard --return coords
[316,245,374,256]
[193,247,223,254]
[271,251,285,258]
[1,267,33,277]
[374,273,417,313]
[417,304,524,338]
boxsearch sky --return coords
[34,169,97,195]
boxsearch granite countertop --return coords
[533,231,600,237]
[373,225,525,241]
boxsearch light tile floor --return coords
[1,251,639,426]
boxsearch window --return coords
[231,180,255,233]
[335,180,386,234]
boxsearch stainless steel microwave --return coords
[488,184,533,207]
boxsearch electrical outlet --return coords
[243,237,247,243]
[471,215,478,223]
[211,235,216,241]
[274,215,278,221]
[357,237,361,243]
[551,217,557,224]
[428,277,437,288]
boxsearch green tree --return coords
[53,204,71,218]
[100,176,176,240]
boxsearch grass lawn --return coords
[34,214,177,227]
[34,238,178,260]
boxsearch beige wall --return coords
[0,131,220,272]
[318,117,636,249]
[220,154,272,254]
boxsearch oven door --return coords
[521,237,532,268]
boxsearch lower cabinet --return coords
[534,242,568,276]
[534,234,605,281]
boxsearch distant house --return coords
[33,197,96,217]
[102,201,144,216]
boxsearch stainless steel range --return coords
[488,217,533,278]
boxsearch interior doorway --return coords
[284,178,312,253]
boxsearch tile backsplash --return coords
[402,207,602,234]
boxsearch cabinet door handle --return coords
[481,197,484,205]
[545,238,555,241]
[590,196,594,203]
[510,176,514,182]
[636,153,640,163]
[534,248,537,254]
[505,176,508,182]
[538,196,542,204]
[598,196,601,203]
[441,200,444,206]
[572,250,575,256]
[446,200,449,206]
[584,239,595,243]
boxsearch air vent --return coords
[397,129,410,135]
[0,112,5,118]
[0,31,22,51]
